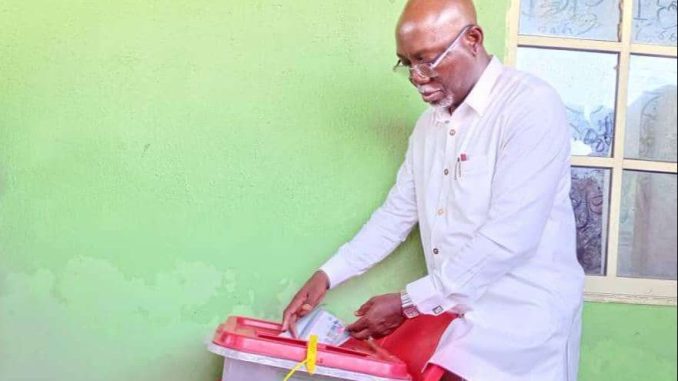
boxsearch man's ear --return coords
[466,26,484,56]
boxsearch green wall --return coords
[581,303,676,380]
[0,1,674,380]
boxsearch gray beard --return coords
[433,94,456,110]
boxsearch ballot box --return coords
[207,316,411,381]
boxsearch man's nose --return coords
[409,70,431,87]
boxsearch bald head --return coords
[394,0,490,110]
[397,0,478,43]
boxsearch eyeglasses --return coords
[393,24,475,79]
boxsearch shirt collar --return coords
[463,56,504,117]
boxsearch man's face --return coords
[396,26,475,109]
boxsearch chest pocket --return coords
[458,154,491,176]
[452,154,493,216]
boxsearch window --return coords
[507,0,677,305]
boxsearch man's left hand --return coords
[347,293,405,340]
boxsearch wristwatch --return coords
[400,290,420,319]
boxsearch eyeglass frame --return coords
[393,24,476,79]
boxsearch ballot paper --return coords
[280,307,351,346]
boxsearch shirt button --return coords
[444,169,450,176]
[433,248,440,255]
[437,209,446,216]
[449,129,457,136]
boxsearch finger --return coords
[347,317,369,333]
[351,328,372,341]
[281,309,295,332]
[298,303,314,318]
[301,303,314,312]
[354,299,374,317]
[289,314,300,338]
[282,294,308,331]
[283,292,308,320]
[305,290,326,312]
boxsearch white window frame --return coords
[506,0,678,306]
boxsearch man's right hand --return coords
[281,270,330,337]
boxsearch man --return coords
[282,0,585,380]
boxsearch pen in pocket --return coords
[455,153,469,179]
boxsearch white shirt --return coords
[320,57,585,381]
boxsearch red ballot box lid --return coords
[212,316,411,380]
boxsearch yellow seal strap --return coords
[282,335,318,381]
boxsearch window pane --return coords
[632,0,678,46]
[619,171,678,280]
[625,55,678,163]
[517,48,617,157]
[571,167,611,275]
[519,0,622,41]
